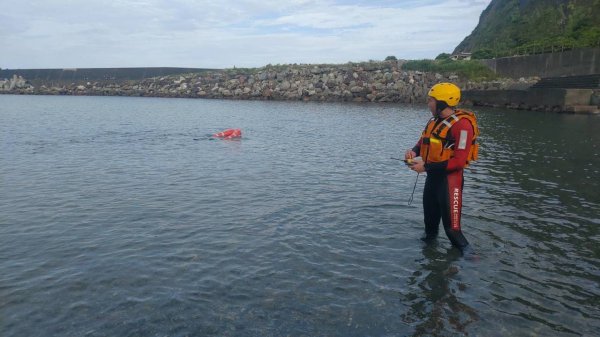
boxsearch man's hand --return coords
[409,158,426,173]
[405,150,417,160]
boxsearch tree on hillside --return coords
[435,53,451,60]
[454,0,600,55]
[472,49,494,59]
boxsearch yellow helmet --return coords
[428,82,461,107]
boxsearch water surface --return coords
[1,95,599,336]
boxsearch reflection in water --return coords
[402,244,478,336]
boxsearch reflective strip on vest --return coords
[458,130,468,150]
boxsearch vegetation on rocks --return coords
[402,59,497,81]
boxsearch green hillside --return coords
[454,0,600,58]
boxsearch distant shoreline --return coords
[0,61,531,104]
[1,61,597,114]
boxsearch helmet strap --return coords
[435,100,449,117]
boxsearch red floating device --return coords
[213,128,242,139]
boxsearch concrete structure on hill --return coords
[450,53,472,61]
[463,48,600,114]
[479,47,599,79]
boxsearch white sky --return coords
[0,0,492,69]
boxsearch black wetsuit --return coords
[422,170,469,249]
[413,117,474,252]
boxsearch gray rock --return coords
[350,86,363,93]
[280,81,291,90]
[262,88,273,97]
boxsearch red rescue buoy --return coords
[213,128,242,139]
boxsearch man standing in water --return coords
[405,83,479,254]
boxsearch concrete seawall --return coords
[469,49,600,114]
[480,47,600,79]
[0,67,215,85]
[463,89,599,114]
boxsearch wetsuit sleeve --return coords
[412,138,422,155]
[424,119,474,173]
[446,118,474,172]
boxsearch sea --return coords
[1,94,599,336]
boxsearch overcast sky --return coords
[1,0,491,69]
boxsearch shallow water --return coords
[1,95,599,336]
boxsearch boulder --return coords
[262,88,273,98]
[350,86,363,93]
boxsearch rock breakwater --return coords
[0,75,34,92]
[0,61,537,104]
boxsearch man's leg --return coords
[439,170,470,250]
[422,175,441,242]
